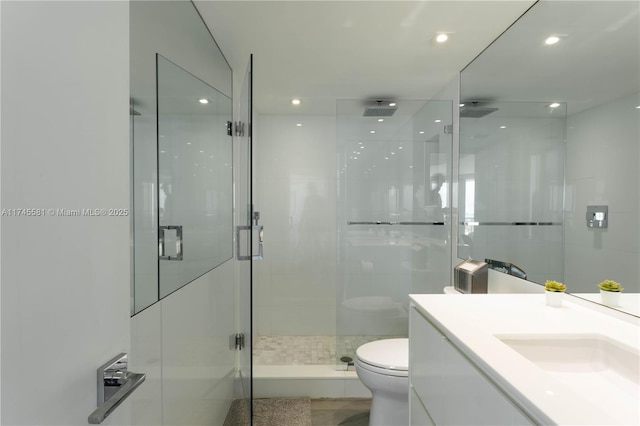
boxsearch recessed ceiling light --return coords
[500,125,507,129]
[291,99,301,105]
[296,123,302,127]
[199,98,209,104]
[419,131,425,134]
[636,105,640,109]
[378,118,384,122]
[545,36,560,45]
[435,33,448,43]
[459,103,465,107]
[549,103,561,108]
[435,119,441,123]
[389,103,396,107]
[370,130,375,134]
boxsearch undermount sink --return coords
[496,334,639,400]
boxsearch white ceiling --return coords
[194,1,537,115]
[461,0,640,115]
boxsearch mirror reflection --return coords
[157,55,233,299]
[459,0,639,315]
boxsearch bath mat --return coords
[254,397,312,426]
[224,397,312,426]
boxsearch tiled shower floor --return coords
[253,335,399,365]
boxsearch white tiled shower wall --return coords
[254,115,338,336]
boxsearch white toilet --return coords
[355,338,409,426]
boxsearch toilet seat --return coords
[355,338,408,377]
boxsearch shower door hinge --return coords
[444,124,453,134]
[235,121,245,137]
[234,333,245,350]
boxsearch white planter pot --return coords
[600,289,621,306]
[545,290,564,307]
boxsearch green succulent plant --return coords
[598,280,623,292]
[545,280,566,292]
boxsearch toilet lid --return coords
[356,338,408,371]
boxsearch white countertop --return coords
[410,293,640,425]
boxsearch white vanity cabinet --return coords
[409,304,533,425]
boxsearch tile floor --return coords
[253,335,400,365]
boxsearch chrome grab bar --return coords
[88,353,146,424]
[460,221,561,226]
[347,221,445,225]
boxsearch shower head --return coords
[363,100,398,117]
[459,102,498,118]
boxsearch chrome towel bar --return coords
[347,221,445,225]
[88,353,146,424]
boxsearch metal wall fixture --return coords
[88,353,146,424]
[586,205,608,228]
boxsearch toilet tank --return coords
[454,259,488,294]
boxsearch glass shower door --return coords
[236,55,254,422]
[335,100,452,364]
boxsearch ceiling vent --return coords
[363,100,398,117]
[459,102,498,118]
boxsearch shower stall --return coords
[252,99,452,387]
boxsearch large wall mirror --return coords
[459,0,639,316]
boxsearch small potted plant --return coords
[544,280,566,307]
[598,280,623,306]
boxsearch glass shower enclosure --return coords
[335,100,452,365]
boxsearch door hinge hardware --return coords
[235,333,245,350]
[235,121,245,137]
[226,121,233,136]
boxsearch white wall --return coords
[254,114,338,336]
[1,2,131,424]
[564,92,640,292]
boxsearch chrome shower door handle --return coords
[159,225,183,260]
[236,224,264,261]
